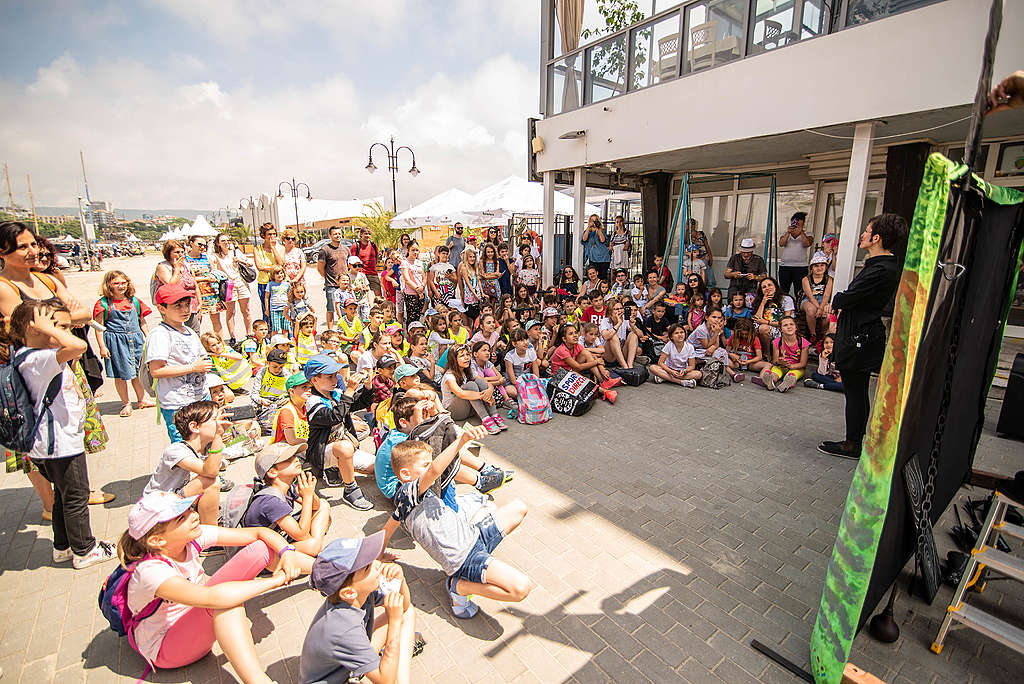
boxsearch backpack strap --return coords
[13,348,64,456]
[132,296,143,320]
[99,297,111,324]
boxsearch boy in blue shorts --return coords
[382,432,532,618]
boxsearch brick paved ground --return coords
[0,256,1021,683]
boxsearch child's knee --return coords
[331,440,354,459]
[507,574,534,602]
[509,498,528,522]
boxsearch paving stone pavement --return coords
[0,256,1022,683]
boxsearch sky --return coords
[0,0,553,212]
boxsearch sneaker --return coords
[681,379,697,389]
[342,484,373,511]
[53,547,72,564]
[413,632,427,657]
[482,417,501,435]
[494,416,508,432]
[635,355,651,366]
[777,374,797,393]
[751,375,766,388]
[323,467,344,487]
[218,476,235,491]
[817,440,861,460]
[477,467,512,494]
[446,578,480,619]
[804,378,824,389]
[73,541,117,570]
[651,374,664,384]
[600,377,622,390]
[763,371,777,390]
[601,389,617,404]
[732,373,745,384]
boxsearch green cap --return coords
[286,372,310,389]
[525,319,542,329]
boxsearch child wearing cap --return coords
[269,334,299,374]
[371,355,398,406]
[200,332,252,393]
[387,324,411,358]
[272,372,312,445]
[243,442,329,572]
[383,432,532,619]
[119,490,302,676]
[143,400,228,524]
[253,348,290,429]
[336,294,366,357]
[299,533,417,684]
[147,283,212,443]
[304,353,376,509]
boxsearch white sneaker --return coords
[651,375,664,384]
[681,379,697,388]
[53,547,73,564]
[777,374,797,393]
[73,540,117,570]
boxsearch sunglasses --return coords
[283,236,296,240]
[197,242,208,249]
[38,252,51,259]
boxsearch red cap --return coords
[155,283,195,305]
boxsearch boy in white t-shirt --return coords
[10,300,116,568]
[146,283,211,443]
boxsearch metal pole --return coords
[292,180,300,235]
[390,137,398,213]
[26,174,38,232]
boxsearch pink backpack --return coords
[515,373,551,424]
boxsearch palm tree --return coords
[355,201,404,248]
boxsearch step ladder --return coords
[931,491,1024,656]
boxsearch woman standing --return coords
[280,228,306,284]
[394,233,411,326]
[458,248,483,321]
[209,233,254,344]
[34,236,67,286]
[184,235,225,337]
[400,241,426,326]
[152,240,200,332]
[818,214,907,459]
[254,224,284,323]
[685,218,714,287]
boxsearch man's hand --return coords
[988,71,1024,115]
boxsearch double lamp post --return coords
[366,136,419,214]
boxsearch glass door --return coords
[814,181,884,270]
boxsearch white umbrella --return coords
[462,176,599,221]
[390,188,475,228]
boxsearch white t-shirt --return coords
[504,347,537,379]
[145,323,207,410]
[780,232,810,267]
[19,348,85,461]
[127,526,219,666]
[600,317,629,343]
[355,350,378,375]
[662,340,698,372]
[143,442,198,496]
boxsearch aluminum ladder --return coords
[931,491,1024,655]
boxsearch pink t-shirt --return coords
[470,330,500,348]
[774,336,810,366]
[401,259,425,295]
[126,526,219,665]
[550,342,582,372]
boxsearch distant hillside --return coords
[35,206,219,220]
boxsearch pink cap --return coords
[128,491,199,539]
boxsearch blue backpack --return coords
[0,348,63,454]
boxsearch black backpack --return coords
[546,367,596,416]
[0,348,63,454]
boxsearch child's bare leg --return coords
[328,441,355,482]
[184,476,221,524]
[212,605,273,684]
[802,301,817,335]
[453,558,533,603]
[131,378,154,407]
[28,470,53,513]
[683,369,703,381]
[650,364,680,385]
[603,335,627,367]
[624,333,639,367]
[505,384,518,400]
[114,378,130,407]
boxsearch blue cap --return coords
[310,532,386,596]
[304,353,343,378]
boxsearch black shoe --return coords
[218,476,235,491]
[817,440,861,460]
[323,467,344,487]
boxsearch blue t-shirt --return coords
[299,594,384,683]
[241,486,296,535]
[582,230,611,264]
[724,306,752,330]
[375,429,408,499]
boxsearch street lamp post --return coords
[366,136,419,213]
[276,179,312,238]
[239,195,265,250]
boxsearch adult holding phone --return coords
[778,212,813,300]
[581,214,611,281]
[818,214,907,460]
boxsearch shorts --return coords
[449,513,504,587]
[324,285,339,308]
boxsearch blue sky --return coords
[0,1,542,210]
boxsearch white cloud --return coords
[2,51,538,210]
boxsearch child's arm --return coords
[417,425,488,495]
[30,308,88,365]
[822,277,834,316]
[748,341,764,365]
[92,321,108,359]
[275,472,317,541]
[801,276,816,304]
[149,356,211,379]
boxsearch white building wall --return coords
[535,0,1024,173]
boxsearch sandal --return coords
[136,399,155,410]
[89,491,115,505]
[119,403,132,417]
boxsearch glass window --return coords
[586,34,627,103]
[799,0,828,37]
[734,193,770,257]
[846,0,938,27]
[822,190,882,263]
[685,0,746,73]
[750,0,796,54]
[549,53,584,114]
[688,194,734,286]
[995,142,1024,178]
[630,13,682,90]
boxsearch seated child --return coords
[642,300,671,359]
[254,348,290,430]
[300,533,417,684]
[207,374,261,460]
[372,355,398,407]
[630,274,647,310]
[269,334,299,375]
[685,292,706,332]
[383,432,533,618]
[725,318,766,382]
[580,321,605,358]
[804,332,843,392]
[143,400,226,524]
[405,333,436,386]
[650,324,701,388]
[243,442,331,572]
[609,268,629,298]
[294,312,319,367]
[304,353,376,509]
[503,329,539,381]
[120,491,302,676]
[550,323,619,400]
[387,324,411,358]
[471,340,515,407]
[240,319,270,373]
[754,315,810,392]
[724,291,752,331]
[336,295,367,357]
[665,282,690,325]
[201,333,252,394]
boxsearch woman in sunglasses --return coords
[254,224,285,323]
[280,228,306,284]
[184,235,225,336]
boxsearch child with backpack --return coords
[92,270,154,418]
[143,400,228,524]
[240,442,330,572]
[146,283,212,443]
[7,300,116,569]
[240,319,270,372]
[112,490,302,678]
[753,315,811,392]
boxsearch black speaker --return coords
[996,353,1024,439]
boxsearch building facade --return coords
[530,0,1024,333]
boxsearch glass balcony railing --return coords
[545,0,944,116]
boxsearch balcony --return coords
[545,0,945,116]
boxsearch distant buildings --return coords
[89,200,116,227]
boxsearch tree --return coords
[580,0,649,92]
[354,201,403,248]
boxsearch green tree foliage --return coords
[354,201,403,248]
[580,0,649,91]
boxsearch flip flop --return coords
[119,403,132,417]
[136,400,156,409]
[88,491,115,505]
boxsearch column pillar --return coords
[833,122,875,292]
[542,171,556,287]
[572,167,586,277]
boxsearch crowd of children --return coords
[1,219,849,683]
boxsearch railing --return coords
[545,0,944,116]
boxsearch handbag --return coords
[237,260,258,283]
